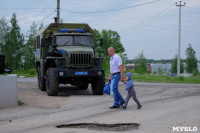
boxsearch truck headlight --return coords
[98,71,102,76]
[59,71,64,76]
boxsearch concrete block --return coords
[0,75,18,108]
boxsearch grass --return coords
[105,70,200,84]
[10,68,37,77]
[131,74,200,84]
[18,100,25,106]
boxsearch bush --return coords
[178,76,184,81]
[192,70,199,76]
[11,68,36,77]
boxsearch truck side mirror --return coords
[100,38,104,46]
[41,38,46,47]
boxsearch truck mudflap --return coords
[54,67,105,78]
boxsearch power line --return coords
[31,0,45,9]
[119,4,176,36]
[0,0,56,12]
[0,8,55,11]
[62,4,200,36]
[39,10,56,24]
[23,0,56,27]
[61,0,160,13]
[0,0,159,12]
[32,0,56,21]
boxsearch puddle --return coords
[56,123,140,131]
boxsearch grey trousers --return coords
[124,90,141,108]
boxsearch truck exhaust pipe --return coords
[54,17,58,28]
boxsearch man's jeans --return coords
[111,74,125,106]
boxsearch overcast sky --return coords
[0,0,200,60]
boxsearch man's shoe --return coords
[109,105,119,109]
[137,106,142,109]
[122,106,126,110]
[119,101,125,107]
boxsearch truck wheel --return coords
[91,77,105,95]
[79,83,88,90]
[37,67,46,91]
[46,68,59,96]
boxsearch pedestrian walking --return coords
[108,47,125,109]
[122,72,142,110]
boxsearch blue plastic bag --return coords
[103,82,111,95]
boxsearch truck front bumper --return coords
[54,67,105,78]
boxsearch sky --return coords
[0,0,200,60]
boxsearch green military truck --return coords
[35,21,105,96]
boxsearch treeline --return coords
[127,59,173,64]
[125,45,199,74]
[0,13,127,73]
[0,13,198,75]
[0,13,42,70]
[93,29,127,75]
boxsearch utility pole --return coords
[176,1,185,78]
[57,0,60,23]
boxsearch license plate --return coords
[75,72,88,75]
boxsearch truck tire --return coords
[79,83,88,90]
[46,68,59,96]
[91,77,105,95]
[37,67,46,91]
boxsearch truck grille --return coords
[70,53,91,65]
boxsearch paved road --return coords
[0,77,200,133]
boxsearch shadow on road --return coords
[57,85,94,96]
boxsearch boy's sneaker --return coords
[122,106,126,110]
[119,101,125,107]
[137,105,142,109]
[109,105,119,109]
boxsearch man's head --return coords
[108,47,115,57]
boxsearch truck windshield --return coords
[56,36,73,45]
[55,36,93,46]
[74,36,93,46]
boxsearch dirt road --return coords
[0,77,200,133]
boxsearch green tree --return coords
[0,17,10,52]
[171,55,184,74]
[93,29,126,75]
[161,59,167,64]
[185,44,198,73]
[94,29,125,57]
[134,51,146,74]
[2,13,24,69]
[23,21,37,69]
[39,23,43,30]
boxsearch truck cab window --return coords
[74,36,92,46]
[55,36,73,45]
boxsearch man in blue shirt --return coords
[108,47,125,109]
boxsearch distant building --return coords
[151,63,171,74]
[124,63,134,71]
[124,63,152,73]
[124,62,200,74]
